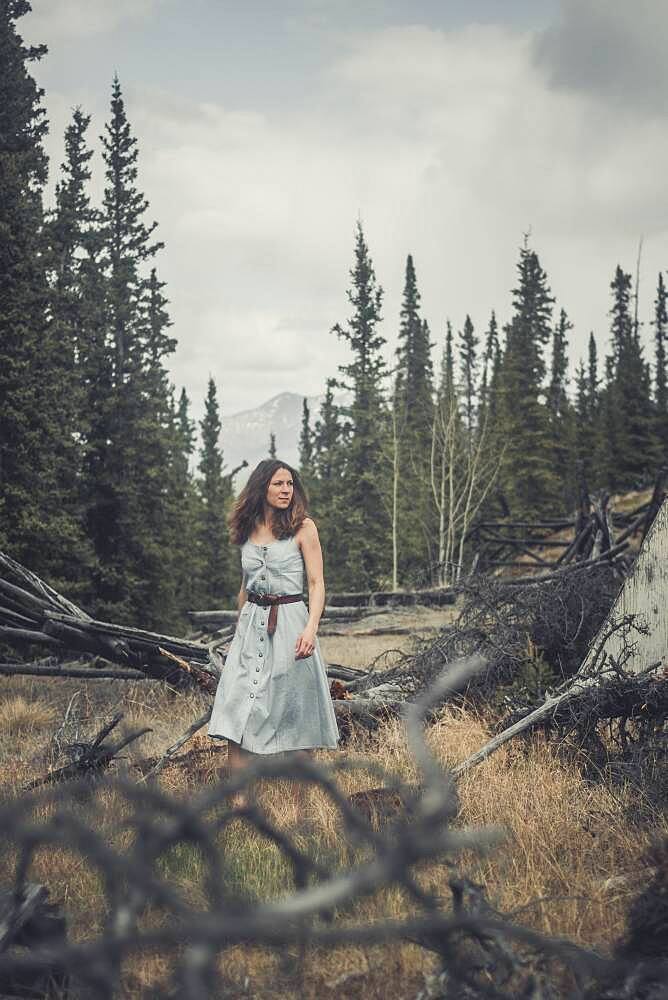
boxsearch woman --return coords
[208,458,339,780]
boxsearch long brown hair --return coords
[229,459,309,545]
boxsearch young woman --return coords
[207,459,339,777]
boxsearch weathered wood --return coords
[0,626,62,647]
[453,497,668,776]
[186,605,391,629]
[24,713,152,791]
[0,661,153,681]
[327,588,455,608]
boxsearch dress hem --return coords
[207,732,339,754]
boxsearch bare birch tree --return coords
[430,355,502,587]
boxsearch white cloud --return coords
[27,0,163,39]
[39,12,668,420]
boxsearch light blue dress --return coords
[208,535,340,754]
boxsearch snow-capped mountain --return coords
[221,391,325,483]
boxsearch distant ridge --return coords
[220,391,324,483]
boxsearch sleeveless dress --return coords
[207,535,340,754]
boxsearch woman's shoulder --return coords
[295,516,319,543]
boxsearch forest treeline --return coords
[1,3,666,629]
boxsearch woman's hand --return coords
[295,625,317,660]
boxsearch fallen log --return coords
[0,661,154,681]
[0,552,223,692]
[326,588,456,608]
[187,605,393,628]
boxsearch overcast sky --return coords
[24,0,668,418]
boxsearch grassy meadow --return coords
[0,603,665,998]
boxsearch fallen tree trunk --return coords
[0,551,222,692]
[0,661,154,681]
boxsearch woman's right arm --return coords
[237,582,247,617]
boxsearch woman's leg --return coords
[226,739,252,808]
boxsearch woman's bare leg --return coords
[227,739,252,808]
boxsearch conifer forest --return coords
[1,4,667,998]
[1,3,666,629]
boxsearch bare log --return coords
[0,661,154,681]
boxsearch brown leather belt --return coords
[246,592,304,636]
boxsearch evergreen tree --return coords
[653,272,668,456]
[311,379,348,590]
[0,0,86,585]
[332,222,389,588]
[87,76,171,624]
[547,308,576,507]
[601,266,657,489]
[298,397,315,496]
[458,314,478,437]
[299,398,312,468]
[170,387,202,615]
[268,432,277,458]
[197,378,233,607]
[496,239,560,516]
[478,311,498,423]
[587,332,600,417]
[392,255,435,582]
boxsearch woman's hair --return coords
[229,459,310,545]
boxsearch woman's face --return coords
[265,467,294,510]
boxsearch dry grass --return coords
[0,693,55,735]
[0,670,665,998]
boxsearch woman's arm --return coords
[295,518,325,659]
[237,581,247,617]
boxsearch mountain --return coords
[221,391,326,484]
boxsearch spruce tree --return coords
[392,255,435,582]
[298,397,314,496]
[311,379,348,590]
[602,266,657,488]
[547,308,576,507]
[170,387,202,616]
[87,76,171,624]
[478,311,498,424]
[268,432,277,458]
[198,378,233,606]
[458,314,478,437]
[496,239,560,516]
[332,222,389,588]
[0,0,86,586]
[653,273,668,456]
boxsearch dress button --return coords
[258,651,263,657]
[259,636,264,642]
[260,620,265,627]
[250,693,255,699]
[253,679,258,685]
[255,667,260,672]
[261,575,266,581]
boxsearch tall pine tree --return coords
[392,255,434,582]
[332,222,389,588]
[653,273,668,457]
[496,239,560,516]
[0,0,86,586]
[197,378,234,607]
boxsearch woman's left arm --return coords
[295,519,325,660]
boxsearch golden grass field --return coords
[0,600,666,998]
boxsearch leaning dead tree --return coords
[454,494,668,775]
